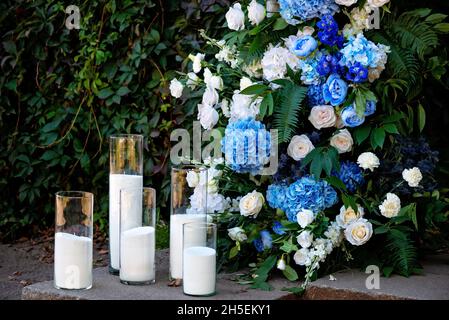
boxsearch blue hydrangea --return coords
[345,62,368,83]
[307,84,325,106]
[272,221,286,235]
[298,50,324,85]
[222,118,271,174]
[333,161,364,193]
[267,175,338,222]
[340,33,384,68]
[278,0,339,25]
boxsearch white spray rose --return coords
[335,0,358,6]
[367,0,390,8]
[293,248,311,266]
[225,3,245,31]
[296,209,315,228]
[379,193,401,218]
[344,218,373,246]
[186,72,200,90]
[186,170,199,188]
[228,227,248,242]
[239,190,265,218]
[191,53,205,74]
[202,86,219,107]
[297,230,313,248]
[198,104,219,130]
[330,129,353,154]
[169,78,184,98]
[308,105,337,129]
[357,152,380,172]
[336,205,365,228]
[287,134,315,161]
[248,0,266,26]
[402,167,423,187]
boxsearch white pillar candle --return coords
[109,174,143,270]
[183,246,216,296]
[120,226,155,283]
[169,214,206,279]
[54,232,92,289]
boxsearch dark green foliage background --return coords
[0,0,229,240]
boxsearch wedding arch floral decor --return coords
[170,0,449,293]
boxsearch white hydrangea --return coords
[242,60,263,79]
[261,45,299,82]
[229,91,262,121]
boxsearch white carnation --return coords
[357,152,380,172]
[402,167,423,187]
[379,193,401,218]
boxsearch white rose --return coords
[202,86,219,107]
[367,0,390,8]
[225,3,245,31]
[190,53,205,74]
[210,75,224,91]
[203,67,212,84]
[297,230,313,248]
[186,72,200,90]
[379,193,401,218]
[239,77,253,91]
[197,104,219,130]
[357,152,380,172]
[276,257,286,270]
[239,190,264,218]
[220,99,230,117]
[344,218,373,246]
[330,129,353,154]
[296,209,315,228]
[266,0,280,18]
[248,0,266,26]
[308,105,337,130]
[335,0,358,6]
[228,227,248,242]
[169,78,184,98]
[186,170,199,188]
[336,205,365,228]
[293,248,311,266]
[402,167,423,187]
[287,134,315,161]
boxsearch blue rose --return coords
[292,35,318,57]
[340,105,365,127]
[322,74,348,106]
[364,100,376,116]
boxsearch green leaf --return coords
[273,18,289,31]
[282,286,305,296]
[434,23,449,33]
[116,86,131,96]
[2,41,17,55]
[425,13,447,24]
[342,193,357,211]
[259,93,273,119]
[280,238,298,253]
[371,127,386,149]
[325,176,347,192]
[310,157,323,179]
[417,103,426,132]
[322,156,332,176]
[383,123,399,134]
[41,119,63,133]
[239,84,268,95]
[282,265,299,282]
[354,126,371,144]
[383,266,394,277]
[273,83,307,143]
[97,88,114,99]
[229,245,239,259]
[374,225,389,235]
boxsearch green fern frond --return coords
[385,228,419,277]
[273,83,307,143]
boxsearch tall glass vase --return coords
[169,165,207,282]
[109,134,143,274]
[54,191,93,290]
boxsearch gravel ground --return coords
[0,234,109,300]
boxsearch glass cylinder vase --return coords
[109,134,144,274]
[169,165,207,281]
[54,191,93,290]
[183,222,217,296]
[119,187,156,285]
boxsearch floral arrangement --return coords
[170,0,449,293]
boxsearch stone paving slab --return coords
[21,250,449,300]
